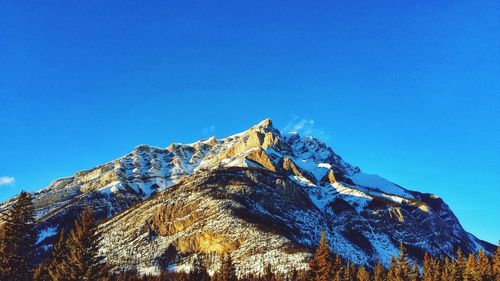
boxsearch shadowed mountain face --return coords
[0,118,494,275]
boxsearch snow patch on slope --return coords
[350,172,412,198]
[37,226,58,244]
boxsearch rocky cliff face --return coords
[0,118,494,275]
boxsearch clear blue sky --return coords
[1,1,498,243]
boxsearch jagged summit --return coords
[0,118,494,276]
[255,117,274,129]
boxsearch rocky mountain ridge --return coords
[0,118,494,276]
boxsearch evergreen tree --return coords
[341,263,350,281]
[411,262,420,281]
[46,229,71,281]
[0,191,36,281]
[422,253,432,281]
[263,263,275,281]
[465,253,478,281]
[456,248,466,281]
[332,270,342,281]
[189,255,210,281]
[494,242,500,281]
[396,243,412,281]
[341,263,356,281]
[33,260,51,281]
[331,254,342,279]
[450,257,459,281]
[356,266,370,281]
[373,262,387,281]
[310,231,333,281]
[388,256,398,281]
[289,269,299,281]
[218,254,237,281]
[476,249,493,281]
[442,257,455,281]
[432,258,442,281]
[57,209,104,280]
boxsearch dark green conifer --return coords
[0,191,36,281]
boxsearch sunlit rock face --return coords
[0,118,494,276]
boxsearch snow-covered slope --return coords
[0,118,494,275]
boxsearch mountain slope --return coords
[0,118,494,275]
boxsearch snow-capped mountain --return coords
[0,118,494,276]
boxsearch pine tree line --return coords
[103,236,500,281]
[0,191,105,281]
[1,192,500,281]
[301,232,500,281]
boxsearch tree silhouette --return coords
[0,191,36,281]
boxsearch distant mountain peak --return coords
[255,117,274,129]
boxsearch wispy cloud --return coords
[283,117,330,140]
[0,176,15,186]
[202,125,216,136]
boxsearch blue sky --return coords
[1,1,499,243]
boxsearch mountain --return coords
[0,118,494,276]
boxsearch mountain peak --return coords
[255,118,273,129]
[3,118,494,278]
[243,117,281,142]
